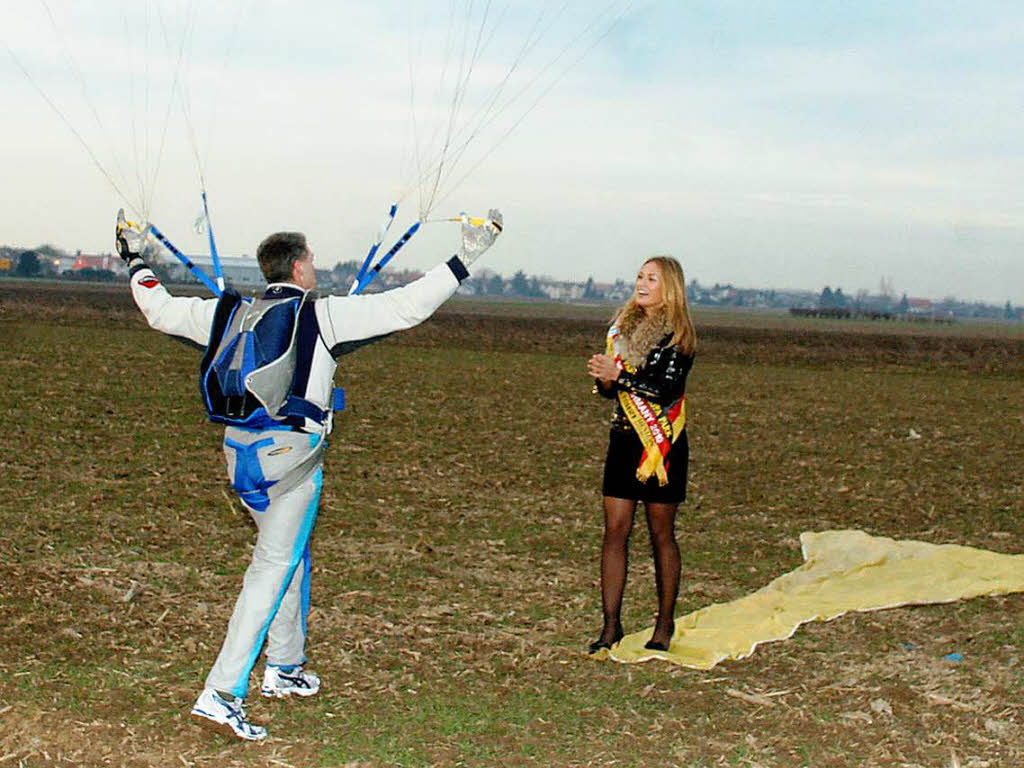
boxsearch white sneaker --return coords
[190,688,267,741]
[260,665,321,698]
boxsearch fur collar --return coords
[617,307,672,368]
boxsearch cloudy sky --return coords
[2,1,1022,303]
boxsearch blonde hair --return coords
[613,255,697,356]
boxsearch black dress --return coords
[598,336,693,504]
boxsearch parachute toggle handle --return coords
[352,220,421,295]
[433,213,503,233]
[119,212,143,232]
[201,191,225,292]
[116,209,152,261]
[148,223,224,297]
[450,214,501,230]
[350,203,400,294]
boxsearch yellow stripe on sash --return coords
[607,328,686,486]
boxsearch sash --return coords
[607,325,686,486]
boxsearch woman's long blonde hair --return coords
[613,255,697,356]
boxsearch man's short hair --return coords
[256,232,308,283]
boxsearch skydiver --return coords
[116,209,503,740]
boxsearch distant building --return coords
[907,298,934,314]
[540,280,585,300]
[602,281,631,302]
[54,254,76,273]
[71,252,124,275]
[164,254,265,287]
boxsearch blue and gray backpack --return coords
[199,290,342,429]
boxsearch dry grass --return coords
[1,281,1023,767]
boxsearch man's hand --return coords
[115,209,146,264]
[459,208,503,267]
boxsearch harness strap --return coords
[279,396,327,424]
[278,389,346,426]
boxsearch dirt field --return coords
[2,280,1023,767]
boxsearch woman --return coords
[586,256,696,653]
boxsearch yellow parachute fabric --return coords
[602,530,1024,667]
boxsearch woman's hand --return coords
[587,353,620,385]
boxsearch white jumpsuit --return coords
[129,257,467,698]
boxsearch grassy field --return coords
[1,281,1023,767]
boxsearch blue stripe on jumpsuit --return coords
[224,437,277,511]
[229,434,322,698]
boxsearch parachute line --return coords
[3,39,141,218]
[422,2,562,209]
[431,0,635,213]
[394,1,633,221]
[11,0,250,258]
[148,0,200,219]
[37,0,137,208]
[201,0,250,168]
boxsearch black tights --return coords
[597,497,680,648]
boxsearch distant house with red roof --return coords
[72,253,124,273]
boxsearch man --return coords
[116,209,502,740]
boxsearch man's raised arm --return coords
[117,209,219,348]
[317,209,502,355]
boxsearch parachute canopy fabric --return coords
[602,529,1024,668]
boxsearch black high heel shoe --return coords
[644,623,675,652]
[588,630,624,655]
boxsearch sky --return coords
[2,1,1022,304]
